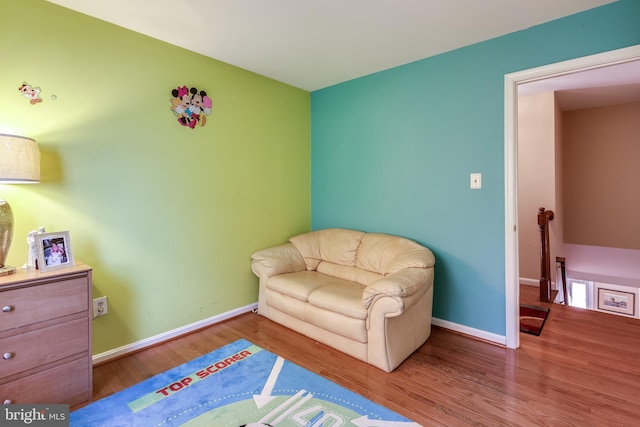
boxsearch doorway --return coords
[504,44,640,349]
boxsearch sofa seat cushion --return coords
[265,288,367,343]
[265,290,307,321]
[266,270,367,320]
[304,305,368,343]
[308,281,367,320]
[265,271,329,302]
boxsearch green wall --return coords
[0,0,310,354]
[311,0,640,336]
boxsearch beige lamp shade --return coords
[0,134,40,275]
[0,134,40,183]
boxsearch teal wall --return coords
[1,0,310,354]
[311,0,640,335]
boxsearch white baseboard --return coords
[93,304,506,365]
[432,317,506,346]
[519,277,538,287]
[92,303,258,365]
[520,277,558,288]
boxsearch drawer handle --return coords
[1,306,13,313]
[3,399,12,405]
[2,353,13,360]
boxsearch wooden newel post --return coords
[538,207,554,303]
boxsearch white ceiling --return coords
[519,59,640,110]
[46,0,617,91]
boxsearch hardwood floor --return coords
[74,288,640,425]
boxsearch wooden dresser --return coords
[0,264,92,406]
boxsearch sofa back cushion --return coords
[356,233,435,274]
[316,261,384,285]
[290,228,365,270]
[290,228,434,285]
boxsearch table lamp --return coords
[0,134,40,276]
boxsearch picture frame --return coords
[597,287,635,317]
[35,231,75,272]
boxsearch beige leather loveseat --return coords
[251,228,435,372]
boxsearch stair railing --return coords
[538,207,554,302]
[556,256,568,305]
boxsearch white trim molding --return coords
[92,303,258,365]
[504,44,640,350]
[93,306,509,365]
[519,277,539,287]
[432,317,506,347]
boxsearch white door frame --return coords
[504,44,640,349]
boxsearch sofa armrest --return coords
[251,243,307,278]
[362,267,433,309]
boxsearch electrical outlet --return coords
[93,296,108,318]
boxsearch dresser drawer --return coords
[0,357,90,405]
[0,276,88,332]
[0,318,89,378]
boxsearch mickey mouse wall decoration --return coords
[170,85,212,129]
[18,82,43,104]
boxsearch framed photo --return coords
[597,287,635,317]
[35,231,75,272]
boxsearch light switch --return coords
[470,173,482,189]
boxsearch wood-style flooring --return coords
[74,286,640,426]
